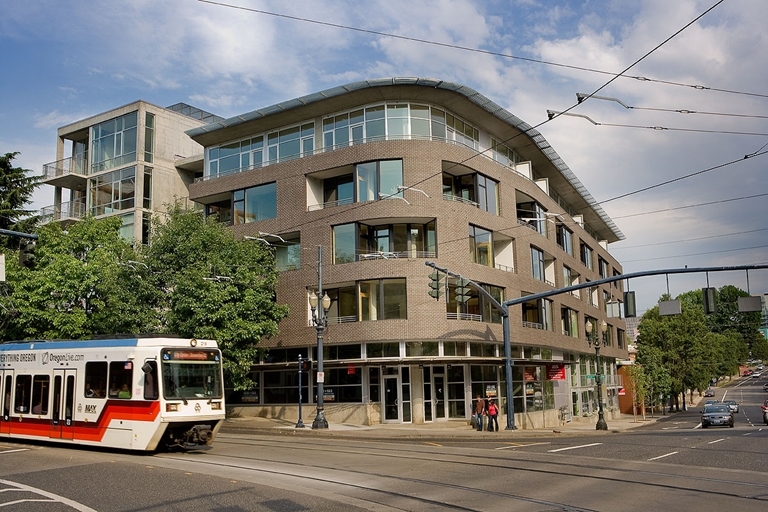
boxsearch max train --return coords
[0,337,225,451]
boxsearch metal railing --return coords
[39,201,87,225]
[42,157,88,180]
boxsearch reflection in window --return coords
[91,111,138,173]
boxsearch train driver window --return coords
[142,361,159,400]
[109,361,133,399]
[85,361,108,399]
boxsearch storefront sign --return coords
[546,364,566,380]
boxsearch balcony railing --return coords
[39,201,87,225]
[356,250,436,261]
[523,321,544,329]
[42,157,88,180]
[442,194,479,208]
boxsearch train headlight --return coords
[210,401,222,410]
[166,403,179,412]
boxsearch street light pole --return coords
[296,355,306,428]
[586,319,609,431]
[310,246,330,429]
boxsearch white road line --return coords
[548,442,602,453]
[0,479,98,511]
[0,449,28,455]
[647,451,678,461]
[708,438,725,444]
[495,442,549,450]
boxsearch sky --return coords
[1,0,766,315]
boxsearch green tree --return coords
[751,336,768,362]
[637,294,711,412]
[143,203,289,390]
[0,152,41,246]
[0,216,159,340]
[707,285,762,353]
[635,343,672,414]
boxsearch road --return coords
[0,378,765,511]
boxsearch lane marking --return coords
[0,449,29,455]
[495,442,549,450]
[647,451,678,461]
[708,438,725,444]
[0,479,98,511]
[423,442,442,447]
[548,442,602,453]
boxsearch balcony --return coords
[39,201,87,226]
[42,157,88,190]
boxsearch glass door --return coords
[383,375,400,422]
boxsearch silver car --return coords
[723,399,739,413]
[701,404,734,428]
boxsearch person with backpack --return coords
[487,399,499,432]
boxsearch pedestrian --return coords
[473,395,485,432]
[487,398,499,432]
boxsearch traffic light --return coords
[702,287,717,314]
[300,358,313,372]
[19,239,36,269]
[428,271,444,299]
[455,278,471,304]
[623,291,636,318]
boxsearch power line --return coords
[611,192,768,219]
[610,228,768,250]
[599,149,768,205]
[195,0,759,99]
[620,244,768,263]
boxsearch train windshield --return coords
[161,349,223,400]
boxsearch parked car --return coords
[700,404,734,428]
[744,370,752,376]
[752,372,761,378]
[704,388,715,397]
[723,399,739,413]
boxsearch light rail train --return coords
[0,337,225,451]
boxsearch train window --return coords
[143,361,158,400]
[31,375,50,415]
[109,361,133,399]
[14,375,32,413]
[85,361,108,398]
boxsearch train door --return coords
[0,371,13,434]
[50,369,76,440]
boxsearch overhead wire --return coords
[611,192,768,219]
[195,0,759,99]
[195,0,756,274]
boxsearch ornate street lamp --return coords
[586,319,609,431]
[309,290,331,429]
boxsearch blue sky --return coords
[1,0,766,314]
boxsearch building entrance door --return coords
[383,375,400,422]
[382,366,411,423]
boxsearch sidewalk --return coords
[220,393,711,440]
[219,410,671,440]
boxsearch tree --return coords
[637,294,711,412]
[0,216,159,340]
[635,343,672,415]
[0,152,41,246]
[706,285,762,352]
[142,203,289,390]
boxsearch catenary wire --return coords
[194,0,761,99]
[611,192,768,219]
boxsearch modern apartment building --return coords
[40,101,223,241]
[185,78,629,428]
